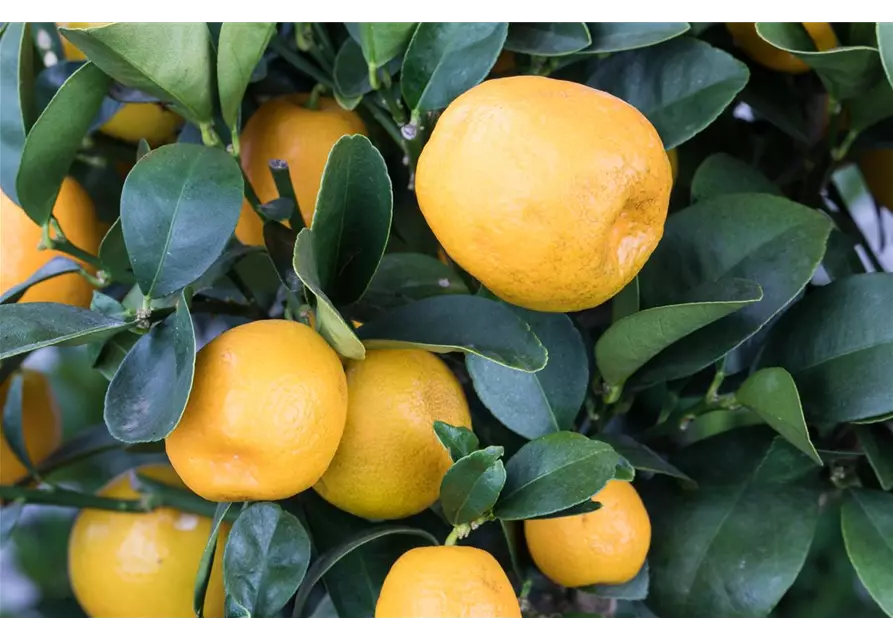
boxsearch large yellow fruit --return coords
[726,23,838,74]
[0,370,61,484]
[416,76,671,312]
[524,479,651,587]
[68,464,228,618]
[314,349,472,520]
[1,178,102,308]
[375,546,521,618]
[236,95,368,245]
[57,22,183,146]
[165,320,348,502]
[860,148,893,212]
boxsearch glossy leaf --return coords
[1,373,34,476]
[194,502,232,618]
[355,252,469,316]
[0,257,81,304]
[841,489,893,616]
[217,22,275,128]
[857,425,893,491]
[691,153,782,201]
[596,434,692,484]
[88,330,140,382]
[98,219,135,284]
[121,143,243,298]
[880,22,893,89]
[346,22,417,69]
[333,38,402,101]
[583,22,689,54]
[504,23,591,56]
[587,37,749,150]
[434,421,480,462]
[440,446,506,526]
[580,561,649,601]
[0,22,36,205]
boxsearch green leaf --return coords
[644,433,820,617]
[879,23,893,90]
[1,373,35,476]
[759,273,893,424]
[357,295,547,372]
[103,294,195,443]
[587,37,748,150]
[494,432,624,520]
[0,500,25,546]
[292,525,439,617]
[0,23,36,205]
[194,502,232,618]
[224,502,311,618]
[736,368,822,465]
[440,446,506,526]
[354,252,468,316]
[401,22,508,114]
[596,434,693,484]
[525,500,602,520]
[612,277,640,323]
[292,228,366,360]
[333,39,402,101]
[504,23,591,56]
[580,561,649,600]
[87,326,140,382]
[15,62,110,226]
[0,257,82,304]
[433,421,480,462]
[841,489,893,616]
[468,307,588,439]
[756,23,882,100]
[98,218,135,284]
[582,22,689,54]
[311,135,393,306]
[121,143,243,299]
[596,278,763,388]
[345,22,417,70]
[58,22,215,123]
[691,153,782,201]
[217,22,275,128]
[0,302,135,359]
[856,425,893,491]
[636,194,832,386]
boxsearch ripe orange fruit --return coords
[860,148,892,212]
[375,546,521,618]
[0,370,61,484]
[524,479,651,587]
[236,95,368,245]
[1,178,102,308]
[725,23,838,74]
[314,349,472,520]
[68,464,228,617]
[416,76,671,312]
[165,320,348,502]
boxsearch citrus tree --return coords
[1,21,892,618]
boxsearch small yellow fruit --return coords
[524,479,651,587]
[859,148,893,212]
[314,349,472,520]
[165,320,348,502]
[0,370,61,484]
[375,546,522,618]
[68,464,228,618]
[726,23,838,74]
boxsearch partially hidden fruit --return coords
[375,546,521,618]
[68,464,228,617]
[314,349,472,520]
[860,148,893,211]
[165,320,348,502]
[725,23,838,74]
[416,76,671,312]
[524,479,651,587]
[0,370,61,484]
[668,147,679,183]
[1,178,102,308]
[236,95,368,245]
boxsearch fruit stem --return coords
[40,218,103,270]
[268,159,304,228]
[199,122,223,148]
[444,525,467,546]
[0,484,152,513]
[368,63,380,90]
[359,99,404,149]
[305,83,325,111]
[378,71,406,125]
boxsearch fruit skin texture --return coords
[165,320,348,502]
[0,371,61,484]
[726,23,838,74]
[524,479,651,587]
[68,464,227,618]
[860,148,893,212]
[314,349,472,520]
[415,76,671,313]
[375,546,522,618]
[1,178,102,308]
[236,95,368,245]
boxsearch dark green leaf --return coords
[759,273,893,424]
[355,252,469,316]
[401,22,508,114]
[596,434,693,483]
[583,23,689,54]
[224,502,311,618]
[856,425,893,491]
[0,257,81,304]
[98,218,134,284]
[103,295,195,443]
[612,278,640,323]
[468,307,587,439]
[357,295,547,372]
[217,22,275,128]
[333,39,403,103]
[691,153,782,201]
[440,446,506,526]
[311,135,393,306]
[346,22,417,70]
[879,23,893,89]
[0,23,36,205]
[263,221,301,292]
[580,561,649,600]
[504,23,591,56]
[1,373,35,476]
[739,77,811,144]
[847,77,893,132]
[495,432,624,520]
[524,500,602,520]
[587,37,749,150]
[121,143,243,298]
[194,502,232,617]
[841,489,893,616]
[433,421,479,462]
[88,330,140,382]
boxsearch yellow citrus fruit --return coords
[165,320,347,502]
[58,22,183,145]
[725,23,838,74]
[314,349,472,520]
[524,479,651,587]
[68,464,228,618]
[0,370,61,484]
[860,148,893,211]
[416,76,671,312]
[375,546,522,618]
[1,178,102,308]
[236,95,368,245]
